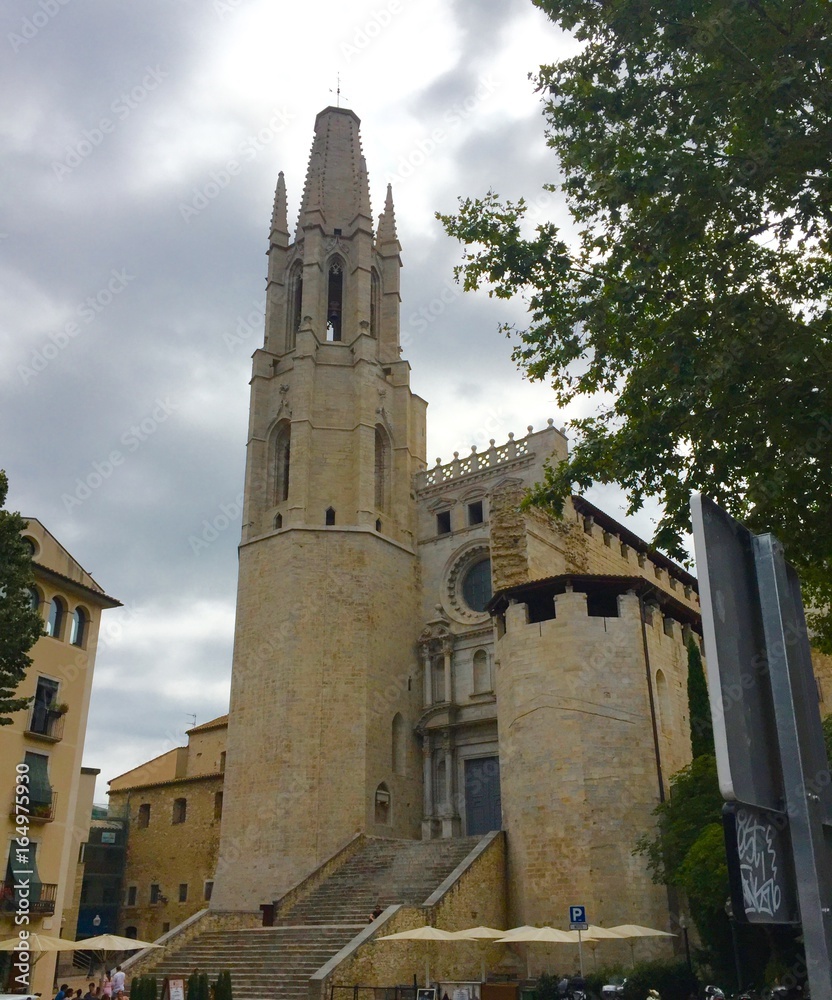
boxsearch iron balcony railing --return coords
[0,880,58,915]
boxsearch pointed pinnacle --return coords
[271,171,288,237]
[377,183,398,244]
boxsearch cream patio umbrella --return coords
[377,925,458,986]
[562,925,626,973]
[76,933,164,980]
[496,926,575,978]
[607,925,677,965]
[0,933,80,992]
[448,926,506,982]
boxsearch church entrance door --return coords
[464,756,502,835]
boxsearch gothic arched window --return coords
[374,426,390,512]
[272,422,291,505]
[392,713,406,775]
[370,269,381,339]
[287,261,303,350]
[326,258,344,341]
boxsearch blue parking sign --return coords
[569,905,586,924]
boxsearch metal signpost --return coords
[691,495,832,1000]
[569,906,588,975]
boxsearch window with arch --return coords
[392,713,406,775]
[370,270,381,338]
[432,655,445,703]
[287,260,303,350]
[374,783,391,825]
[70,607,88,647]
[272,422,291,505]
[655,669,671,734]
[374,427,390,512]
[473,649,491,694]
[462,559,492,613]
[46,597,66,639]
[172,798,187,824]
[274,513,283,530]
[28,587,41,613]
[326,258,344,341]
[325,507,336,525]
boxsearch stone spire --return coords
[377,183,398,245]
[295,107,367,233]
[270,171,288,246]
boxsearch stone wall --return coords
[111,773,223,940]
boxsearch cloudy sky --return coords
[1,0,661,800]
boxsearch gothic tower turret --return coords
[212,108,427,910]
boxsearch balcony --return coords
[0,880,58,915]
[10,792,58,824]
[25,707,66,742]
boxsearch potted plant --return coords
[52,702,69,715]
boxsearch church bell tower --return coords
[212,107,427,911]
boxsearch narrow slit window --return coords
[325,507,336,526]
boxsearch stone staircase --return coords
[142,836,482,1000]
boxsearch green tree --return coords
[687,641,714,760]
[439,0,832,649]
[0,470,43,724]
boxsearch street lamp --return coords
[93,914,101,928]
[678,915,692,974]
[724,899,743,991]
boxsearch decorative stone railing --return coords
[415,420,557,491]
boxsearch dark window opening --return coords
[527,591,557,624]
[375,519,382,532]
[126,885,137,906]
[137,803,150,828]
[30,676,59,735]
[587,592,620,618]
[467,501,484,526]
[172,798,187,824]
[334,228,342,236]
[274,513,283,530]
[214,791,223,820]
[436,510,451,535]
[204,881,214,901]
[150,883,160,904]
[462,558,492,612]
[219,751,226,772]
[178,883,188,902]
[370,271,380,338]
[288,263,303,349]
[325,507,336,525]
[162,922,171,934]
[273,424,290,504]
[326,261,343,341]
[125,926,138,939]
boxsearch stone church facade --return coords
[210,104,702,933]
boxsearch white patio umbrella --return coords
[75,933,164,979]
[377,925,458,985]
[607,925,677,965]
[562,926,626,972]
[496,926,575,978]
[0,933,79,991]
[448,926,506,981]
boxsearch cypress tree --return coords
[687,637,714,759]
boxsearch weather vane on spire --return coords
[330,74,346,108]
